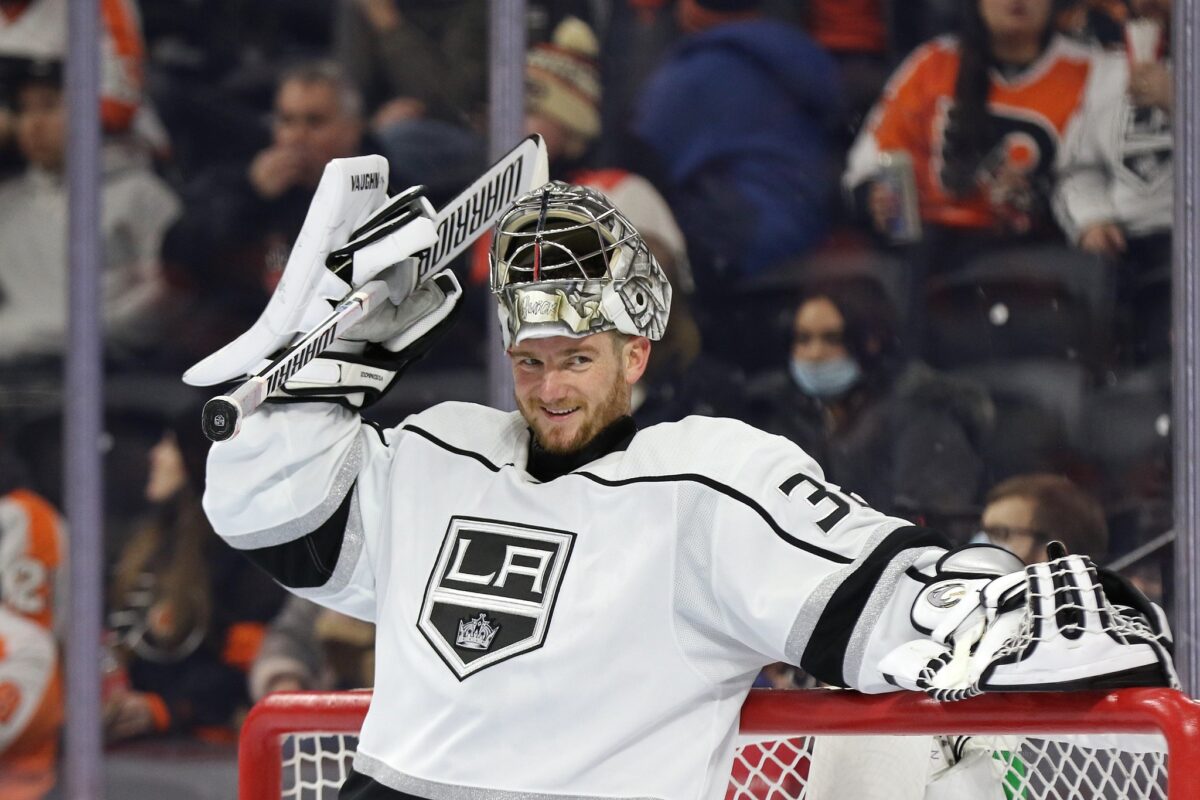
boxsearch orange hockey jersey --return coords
[844,34,1093,230]
[0,489,65,800]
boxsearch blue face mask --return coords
[789,356,862,399]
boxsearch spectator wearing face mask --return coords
[746,281,993,521]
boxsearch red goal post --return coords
[239,687,1200,800]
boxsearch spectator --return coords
[631,0,843,287]
[0,59,180,366]
[747,282,992,521]
[0,433,65,800]
[104,401,286,743]
[333,0,487,203]
[978,472,1109,563]
[249,596,375,700]
[844,0,1092,263]
[520,16,700,360]
[0,0,144,134]
[334,0,486,130]
[1054,0,1172,363]
[161,60,376,367]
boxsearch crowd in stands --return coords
[0,0,1180,790]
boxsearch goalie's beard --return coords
[516,371,631,457]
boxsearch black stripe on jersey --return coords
[574,472,855,565]
[403,424,505,472]
[800,526,951,686]
[239,486,355,589]
[338,769,426,800]
[402,423,855,565]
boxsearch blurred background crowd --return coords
[0,0,1178,795]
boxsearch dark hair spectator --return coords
[843,0,1091,261]
[104,399,286,743]
[0,60,180,368]
[747,281,992,521]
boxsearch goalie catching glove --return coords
[879,542,1177,701]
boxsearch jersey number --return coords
[1,557,48,616]
[778,472,862,534]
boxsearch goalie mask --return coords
[490,181,671,348]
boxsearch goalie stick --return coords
[200,134,549,442]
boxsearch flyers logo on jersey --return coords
[419,516,575,680]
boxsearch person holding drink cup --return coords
[843,0,1091,257]
[1054,0,1173,362]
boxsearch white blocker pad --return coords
[184,156,392,386]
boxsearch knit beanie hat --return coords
[526,17,601,144]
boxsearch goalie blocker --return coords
[186,136,549,440]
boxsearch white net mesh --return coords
[280,733,357,800]
[273,730,1168,800]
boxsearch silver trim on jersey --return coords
[226,437,364,550]
[782,520,906,665]
[354,751,663,800]
[322,489,366,596]
[842,545,944,685]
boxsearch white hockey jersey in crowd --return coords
[205,402,950,800]
[1054,50,1173,243]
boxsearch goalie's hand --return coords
[879,543,1178,701]
[267,268,463,410]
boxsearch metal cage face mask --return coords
[489,181,672,347]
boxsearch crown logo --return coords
[457,613,500,651]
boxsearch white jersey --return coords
[1053,50,1173,243]
[205,402,949,800]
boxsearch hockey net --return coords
[239,688,1200,800]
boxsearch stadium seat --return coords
[923,245,1116,369]
[1079,362,1171,478]
[949,359,1089,480]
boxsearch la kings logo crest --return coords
[419,516,575,679]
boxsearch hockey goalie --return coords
[185,158,1176,800]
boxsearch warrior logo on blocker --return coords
[419,516,575,679]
